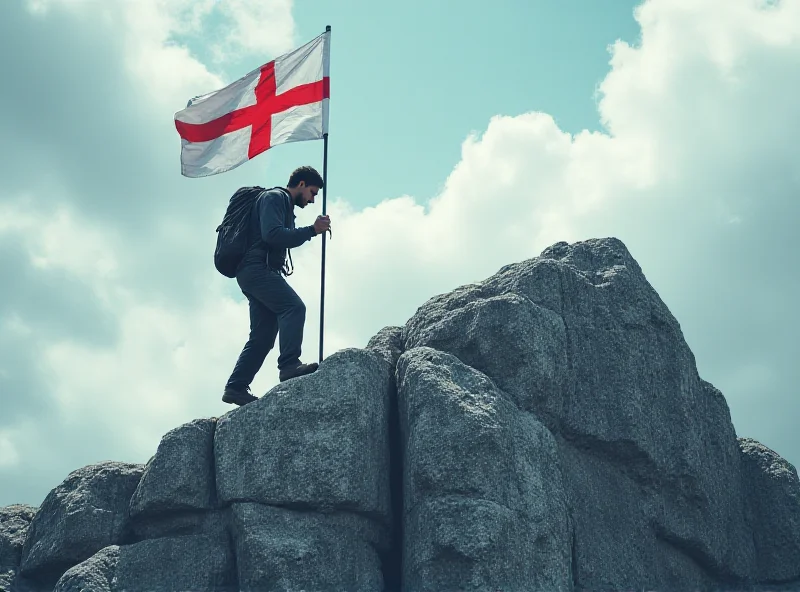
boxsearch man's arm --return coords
[258,190,316,248]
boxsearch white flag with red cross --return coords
[175,30,330,178]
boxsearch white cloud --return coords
[4,0,799,506]
[1,314,33,338]
[0,430,20,468]
[0,195,120,281]
[211,0,295,61]
[25,0,88,14]
[26,0,296,109]
[42,293,251,456]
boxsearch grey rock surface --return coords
[366,325,404,372]
[18,461,143,586]
[0,505,36,568]
[127,417,223,542]
[405,291,568,423]
[231,503,385,592]
[397,347,572,592]
[52,546,118,592]
[3,237,800,592]
[214,347,393,526]
[558,437,718,591]
[129,417,217,517]
[129,506,229,543]
[54,534,236,592]
[402,237,758,589]
[739,437,800,583]
[0,505,36,592]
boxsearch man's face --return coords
[295,182,320,208]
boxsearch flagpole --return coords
[319,24,330,364]
[319,132,328,363]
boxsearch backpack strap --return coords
[259,187,296,276]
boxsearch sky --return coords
[0,0,798,508]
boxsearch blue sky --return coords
[288,0,644,207]
[1,0,798,508]
[199,0,644,208]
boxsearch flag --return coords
[175,30,330,178]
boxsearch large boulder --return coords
[130,418,217,515]
[53,534,236,592]
[230,503,385,592]
[402,237,757,590]
[0,505,36,592]
[128,417,221,540]
[214,347,395,588]
[18,461,143,586]
[397,347,572,592]
[366,325,404,374]
[52,547,118,592]
[739,437,800,584]
[404,290,568,424]
[214,348,393,523]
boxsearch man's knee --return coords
[248,328,277,351]
[289,298,306,319]
[248,317,278,345]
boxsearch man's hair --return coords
[287,165,324,189]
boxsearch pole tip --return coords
[326,25,331,32]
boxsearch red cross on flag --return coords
[175,29,330,178]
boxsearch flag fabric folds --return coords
[175,30,330,178]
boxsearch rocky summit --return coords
[2,237,799,592]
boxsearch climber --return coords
[222,166,332,406]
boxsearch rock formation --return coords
[2,237,798,591]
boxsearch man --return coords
[222,165,332,406]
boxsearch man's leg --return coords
[223,292,278,405]
[237,266,317,380]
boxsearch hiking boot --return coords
[222,385,258,406]
[279,362,319,382]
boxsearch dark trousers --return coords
[226,252,306,389]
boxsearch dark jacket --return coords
[248,187,316,274]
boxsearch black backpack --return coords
[214,186,264,278]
